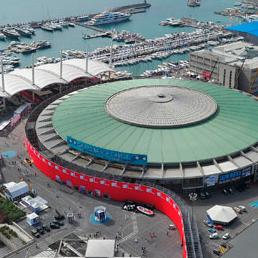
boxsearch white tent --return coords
[207,205,237,225]
[86,239,115,258]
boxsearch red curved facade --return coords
[25,139,188,258]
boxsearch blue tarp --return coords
[227,21,258,37]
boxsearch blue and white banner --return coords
[67,136,148,166]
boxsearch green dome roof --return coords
[52,79,258,164]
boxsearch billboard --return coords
[67,136,148,166]
[218,166,253,184]
[205,175,218,187]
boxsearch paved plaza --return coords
[0,120,182,258]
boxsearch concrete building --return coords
[189,41,258,94]
[3,181,29,201]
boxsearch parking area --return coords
[0,120,182,258]
[190,185,258,257]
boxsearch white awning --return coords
[207,205,237,224]
[0,59,114,98]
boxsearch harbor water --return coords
[0,0,240,76]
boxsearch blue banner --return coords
[219,166,252,184]
[67,136,148,166]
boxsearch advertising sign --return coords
[67,136,148,166]
[219,166,253,184]
[205,175,218,187]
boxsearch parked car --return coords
[42,224,51,232]
[50,222,60,229]
[238,205,247,212]
[214,225,224,231]
[233,206,242,214]
[169,224,176,230]
[53,220,64,226]
[203,220,213,228]
[208,228,216,234]
[31,228,40,238]
[54,215,65,221]
[122,201,137,212]
[213,249,221,256]
[222,233,231,240]
[24,158,33,166]
[36,226,45,235]
[122,204,136,212]
[209,232,219,239]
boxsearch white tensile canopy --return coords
[207,205,237,224]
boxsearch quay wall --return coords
[0,2,151,29]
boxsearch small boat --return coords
[41,24,54,32]
[0,33,6,40]
[136,206,154,216]
[2,28,20,39]
[60,21,69,28]
[51,23,62,30]
[15,27,33,37]
[187,0,201,7]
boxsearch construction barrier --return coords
[25,138,188,258]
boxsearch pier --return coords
[76,23,107,33]
[110,2,151,13]
[160,17,222,30]
[0,2,151,31]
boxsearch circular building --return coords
[31,79,258,189]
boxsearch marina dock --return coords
[0,2,151,33]
[87,28,241,67]
[160,17,222,30]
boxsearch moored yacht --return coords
[41,24,54,32]
[187,0,201,7]
[87,11,131,26]
[0,33,6,40]
[2,28,20,39]
[15,27,33,37]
